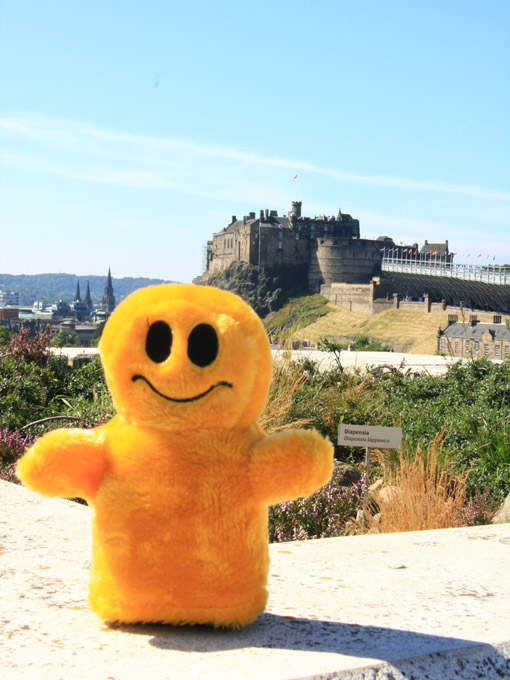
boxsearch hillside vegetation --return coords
[0,273,175,306]
[265,294,452,354]
[264,294,332,340]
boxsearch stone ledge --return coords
[271,349,466,376]
[1,480,509,680]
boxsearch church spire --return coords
[74,279,81,303]
[84,281,92,308]
[101,268,116,317]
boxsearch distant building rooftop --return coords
[442,321,510,342]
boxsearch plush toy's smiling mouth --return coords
[131,374,233,403]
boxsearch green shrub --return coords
[0,353,112,432]
[319,335,392,353]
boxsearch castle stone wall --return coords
[309,239,383,291]
[321,282,376,314]
[321,278,397,315]
[257,225,311,269]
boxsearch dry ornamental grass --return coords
[364,434,468,533]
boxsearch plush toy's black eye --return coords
[146,321,172,363]
[187,323,218,367]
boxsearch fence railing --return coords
[381,257,510,286]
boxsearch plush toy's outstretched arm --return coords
[249,429,334,506]
[17,427,108,500]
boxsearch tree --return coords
[7,328,50,365]
[0,326,10,346]
[90,322,106,347]
[53,329,80,348]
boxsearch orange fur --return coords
[17,284,333,627]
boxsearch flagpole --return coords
[291,173,299,202]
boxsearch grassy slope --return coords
[264,294,333,338]
[270,297,452,354]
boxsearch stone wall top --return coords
[1,481,510,679]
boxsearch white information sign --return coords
[338,424,402,449]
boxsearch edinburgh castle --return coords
[202,201,395,293]
[196,201,510,317]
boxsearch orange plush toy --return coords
[17,284,333,627]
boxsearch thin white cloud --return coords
[1,114,508,202]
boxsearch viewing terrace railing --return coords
[381,257,510,286]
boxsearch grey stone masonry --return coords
[1,480,510,680]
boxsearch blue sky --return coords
[1,0,509,281]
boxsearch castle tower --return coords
[101,268,116,317]
[291,201,302,218]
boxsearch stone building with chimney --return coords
[438,314,510,360]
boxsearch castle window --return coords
[454,341,459,354]
[495,345,500,357]
[278,231,283,240]
[440,338,445,350]
[465,340,469,353]
[295,233,299,240]
[475,341,479,353]
[506,345,509,356]
[484,344,489,355]
[278,242,283,250]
